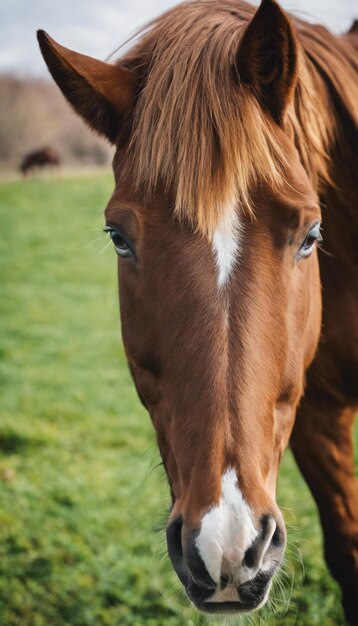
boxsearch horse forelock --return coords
[117,0,349,238]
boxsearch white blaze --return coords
[195,468,258,586]
[212,210,241,287]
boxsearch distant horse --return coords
[20,147,60,176]
[37,0,358,622]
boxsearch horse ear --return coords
[237,0,298,123]
[37,30,135,143]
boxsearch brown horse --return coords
[37,0,358,622]
[20,147,61,176]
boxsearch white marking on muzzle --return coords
[212,210,241,288]
[195,468,258,585]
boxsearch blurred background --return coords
[0,1,356,626]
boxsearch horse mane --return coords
[119,0,357,237]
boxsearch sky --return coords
[0,0,356,76]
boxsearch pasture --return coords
[0,174,355,626]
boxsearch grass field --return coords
[0,174,355,626]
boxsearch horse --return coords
[37,0,358,622]
[20,147,60,176]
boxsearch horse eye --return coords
[298,223,322,259]
[103,226,134,258]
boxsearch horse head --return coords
[38,0,323,612]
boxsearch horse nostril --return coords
[166,516,183,562]
[243,544,257,569]
[242,514,282,571]
[185,531,216,590]
[166,518,216,592]
[166,516,191,588]
[271,523,284,548]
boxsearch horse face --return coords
[105,132,322,611]
[38,0,323,614]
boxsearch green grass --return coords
[0,174,355,626]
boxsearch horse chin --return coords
[185,575,273,614]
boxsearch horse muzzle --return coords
[166,512,286,614]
